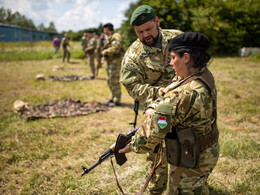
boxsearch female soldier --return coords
[119,32,220,195]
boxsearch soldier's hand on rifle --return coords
[118,143,131,153]
[101,50,105,56]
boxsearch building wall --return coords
[0,24,58,42]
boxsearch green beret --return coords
[130,5,155,26]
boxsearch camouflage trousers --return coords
[147,146,168,194]
[63,47,70,62]
[88,54,95,77]
[14,98,110,120]
[106,62,121,103]
[146,142,219,195]
[167,142,220,195]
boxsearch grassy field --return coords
[0,41,84,61]
[0,55,259,194]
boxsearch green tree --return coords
[120,0,260,55]
[0,7,36,29]
[121,1,142,49]
[190,0,260,55]
[46,21,57,32]
[37,23,45,31]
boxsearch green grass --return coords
[0,41,84,61]
[0,55,259,194]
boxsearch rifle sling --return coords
[110,157,126,195]
[111,148,163,195]
[135,148,162,195]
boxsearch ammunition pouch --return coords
[165,127,200,169]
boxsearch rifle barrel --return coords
[81,148,113,176]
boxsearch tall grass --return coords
[0,56,259,194]
[0,41,84,61]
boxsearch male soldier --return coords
[120,5,182,194]
[101,23,122,107]
[81,33,88,60]
[61,34,70,63]
[84,30,96,79]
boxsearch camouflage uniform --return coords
[130,68,219,194]
[120,29,182,193]
[81,35,88,59]
[85,37,96,77]
[61,36,70,62]
[102,32,122,104]
[81,35,88,52]
[120,29,182,108]
[95,37,102,64]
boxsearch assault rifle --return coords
[81,125,142,176]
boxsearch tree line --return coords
[0,7,57,32]
[121,0,260,55]
[1,0,259,55]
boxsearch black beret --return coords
[130,5,155,26]
[169,32,210,51]
[103,23,113,28]
[86,30,94,33]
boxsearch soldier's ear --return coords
[155,16,160,26]
[183,53,191,63]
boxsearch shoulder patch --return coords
[157,116,168,129]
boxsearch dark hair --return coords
[103,23,114,31]
[173,48,211,68]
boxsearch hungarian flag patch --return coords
[157,116,168,129]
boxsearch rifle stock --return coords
[81,125,142,176]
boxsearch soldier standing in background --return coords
[120,5,182,194]
[61,34,70,63]
[84,30,96,79]
[101,23,122,107]
[81,33,88,60]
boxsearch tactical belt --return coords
[199,125,219,152]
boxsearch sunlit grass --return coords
[0,56,259,194]
[0,41,84,61]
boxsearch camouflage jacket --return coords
[120,29,182,108]
[102,32,122,63]
[95,38,102,54]
[85,37,96,55]
[130,68,217,154]
[81,37,88,50]
[61,37,70,49]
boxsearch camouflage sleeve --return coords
[120,56,160,106]
[103,33,121,56]
[85,38,96,51]
[129,100,174,153]
[129,81,211,153]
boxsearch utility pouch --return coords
[165,127,200,169]
[176,127,200,168]
[165,130,179,165]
